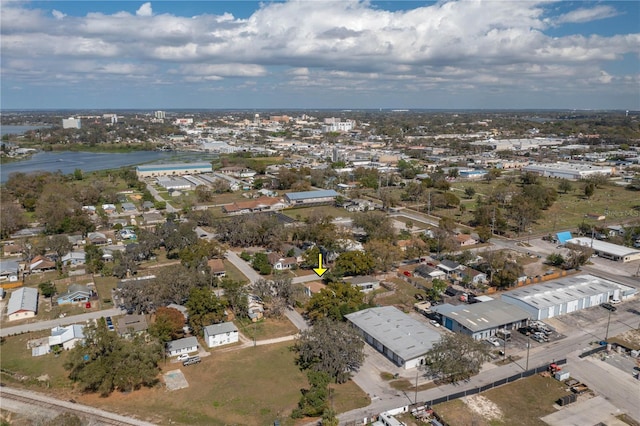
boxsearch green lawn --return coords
[222,260,250,284]
[93,276,119,308]
[282,206,354,221]
[235,317,299,341]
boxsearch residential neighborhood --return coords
[1,109,640,426]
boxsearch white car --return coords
[429,320,441,327]
[177,354,190,361]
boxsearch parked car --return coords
[429,319,441,328]
[182,356,201,366]
[601,303,617,312]
[177,353,190,361]
[610,299,621,305]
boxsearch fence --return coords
[423,358,567,407]
[578,345,607,358]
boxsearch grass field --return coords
[222,260,250,284]
[76,341,368,425]
[93,276,118,308]
[282,206,355,221]
[235,317,299,341]
[434,374,571,426]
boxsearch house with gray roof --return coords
[57,284,93,305]
[204,322,239,348]
[345,275,380,292]
[7,287,38,321]
[345,306,441,369]
[431,300,530,340]
[166,336,199,357]
[285,189,339,205]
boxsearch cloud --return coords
[555,5,618,24]
[136,3,153,17]
[0,0,638,108]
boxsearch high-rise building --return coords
[62,117,81,129]
[154,111,166,119]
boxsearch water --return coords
[1,151,215,183]
[1,125,49,136]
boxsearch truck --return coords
[182,356,201,366]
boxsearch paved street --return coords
[1,307,124,337]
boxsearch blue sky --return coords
[1,1,638,110]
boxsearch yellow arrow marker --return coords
[313,253,328,277]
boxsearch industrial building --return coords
[135,162,212,178]
[62,117,81,129]
[566,237,640,263]
[500,274,636,321]
[284,189,339,205]
[523,162,613,180]
[430,300,530,340]
[345,306,441,369]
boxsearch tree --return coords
[221,278,248,318]
[428,278,447,301]
[425,333,490,383]
[563,244,594,270]
[558,179,573,194]
[477,226,492,243]
[185,287,226,335]
[306,282,368,323]
[64,318,162,396]
[39,281,56,298]
[148,307,185,343]
[0,193,27,239]
[334,251,375,276]
[546,253,565,267]
[464,187,476,199]
[295,318,364,383]
[364,239,401,272]
[584,182,595,198]
[48,234,73,259]
[251,252,272,275]
[292,371,332,419]
[352,211,396,242]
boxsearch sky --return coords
[1,0,639,110]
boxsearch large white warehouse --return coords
[523,162,613,180]
[566,237,640,263]
[345,306,441,370]
[501,274,636,321]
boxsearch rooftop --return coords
[7,287,38,316]
[345,306,441,361]
[432,300,530,332]
[285,189,339,201]
[136,163,212,172]
[567,237,640,258]
[204,322,238,335]
[501,274,636,310]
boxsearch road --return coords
[1,307,124,337]
[145,180,178,213]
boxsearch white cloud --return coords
[555,5,618,24]
[0,0,638,108]
[136,3,153,17]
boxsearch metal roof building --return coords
[285,189,339,205]
[431,300,530,340]
[566,237,640,263]
[345,306,441,369]
[501,274,636,321]
[7,287,38,321]
[136,162,212,178]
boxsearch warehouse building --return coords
[345,306,441,369]
[430,300,530,340]
[136,162,212,178]
[285,189,339,205]
[523,162,613,180]
[566,237,640,263]
[500,274,636,321]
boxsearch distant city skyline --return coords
[1,1,638,110]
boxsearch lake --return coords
[1,151,217,183]
[1,125,50,136]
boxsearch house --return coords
[207,258,226,277]
[166,336,199,357]
[87,232,108,245]
[67,235,84,247]
[120,229,137,240]
[61,251,86,266]
[222,197,286,214]
[117,314,148,337]
[142,212,164,225]
[7,287,38,321]
[345,276,380,293]
[414,264,446,280]
[102,204,117,214]
[460,268,488,286]
[3,243,23,257]
[437,259,464,276]
[142,201,155,210]
[203,322,239,348]
[27,255,56,273]
[49,325,85,350]
[267,253,298,270]
[455,234,478,247]
[282,244,305,262]
[120,202,137,213]
[0,259,20,282]
[57,284,93,305]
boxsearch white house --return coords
[49,325,85,350]
[166,336,199,357]
[7,287,38,321]
[203,322,239,348]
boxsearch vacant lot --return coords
[1,335,369,425]
[435,374,571,426]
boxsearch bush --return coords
[240,251,251,261]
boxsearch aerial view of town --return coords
[1,1,639,426]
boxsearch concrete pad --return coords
[163,369,189,391]
[541,395,627,426]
